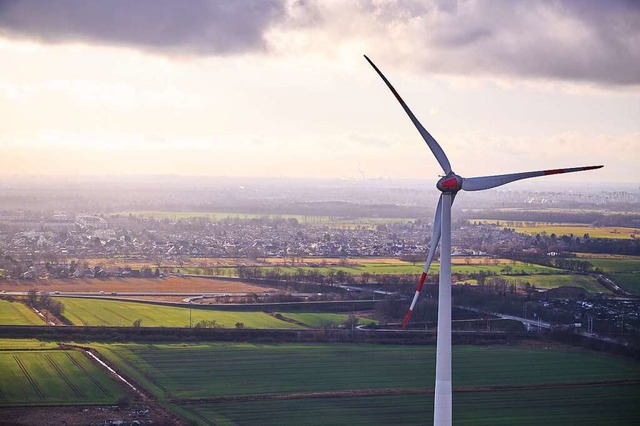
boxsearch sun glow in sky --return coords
[1,0,638,183]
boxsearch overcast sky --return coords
[1,0,638,183]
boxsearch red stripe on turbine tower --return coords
[417,272,427,291]
[403,272,429,328]
[402,310,413,329]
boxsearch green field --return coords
[60,298,303,329]
[585,258,640,273]
[489,274,609,293]
[569,257,640,295]
[0,339,58,350]
[611,273,640,295]
[243,261,560,277]
[473,219,639,240]
[183,386,640,426]
[167,259,562,280]
[0,299,45,325]
[277,312,376,328]
[90,342,640,425]
[0,341,126,406]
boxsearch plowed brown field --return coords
[1,277,276,294]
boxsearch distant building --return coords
[76,215,108,229]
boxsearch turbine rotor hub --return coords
[436,173,463,193]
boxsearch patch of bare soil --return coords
[116,296,193,303]
[0,402,183,425]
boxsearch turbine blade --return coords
[402,194,448,329]
[364,55,452,175]
[461,165,603,192]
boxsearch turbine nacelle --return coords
[436,173,463,193]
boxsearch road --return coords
[458,306,551,330]
[2,291,317,298]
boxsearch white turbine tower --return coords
[364,55,602,426]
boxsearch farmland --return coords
[277,312,376,328]
[171,259,561,278]
[473,219,639,240]
[0,339,58,350]
[185,387,640,426]
[0,277,275,294]
[90,342,640,425]
[572,254,640,295]
[583,257,640,273]
[488,274,609,293]
[611,274,640,295]
[0,341,126,406]
[59,298,304,329]
[0,299,45,325]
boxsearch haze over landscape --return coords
[1,2,639,425]
[1,0,638,183]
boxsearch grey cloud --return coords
[0,0,285,55]
[1,0,638,85]
[359,0,640,86]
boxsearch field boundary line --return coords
[10,303,35,325]
[66,352,111,397]
[13,355,44,399]
[179,405,215,426]
[100,347,169,393]
[44,354,84,398]
[172,379,640,404]
[101,306,134,324]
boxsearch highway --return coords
[2,291,317,298]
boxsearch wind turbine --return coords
[364,55,602,426]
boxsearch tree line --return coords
[26,289,65,319]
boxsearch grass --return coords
[253,260,560,277]
[556,255,640,295]
[277,312,376,328]
[183,386,640,426]
[472,219,639,240]
[0,299,45,325]
[60,297,303,329]
[567,256,640,295]
[611,273,640,295]
[0,345,126,406]
[585,258,640,273]
[89,342,640,425]
[488,274,609,293]
[92,343,640,397]
[0,339,59,350]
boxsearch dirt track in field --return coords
[173,379,640,404]
[1,277,277,294]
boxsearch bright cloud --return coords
[0,0,637,182]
